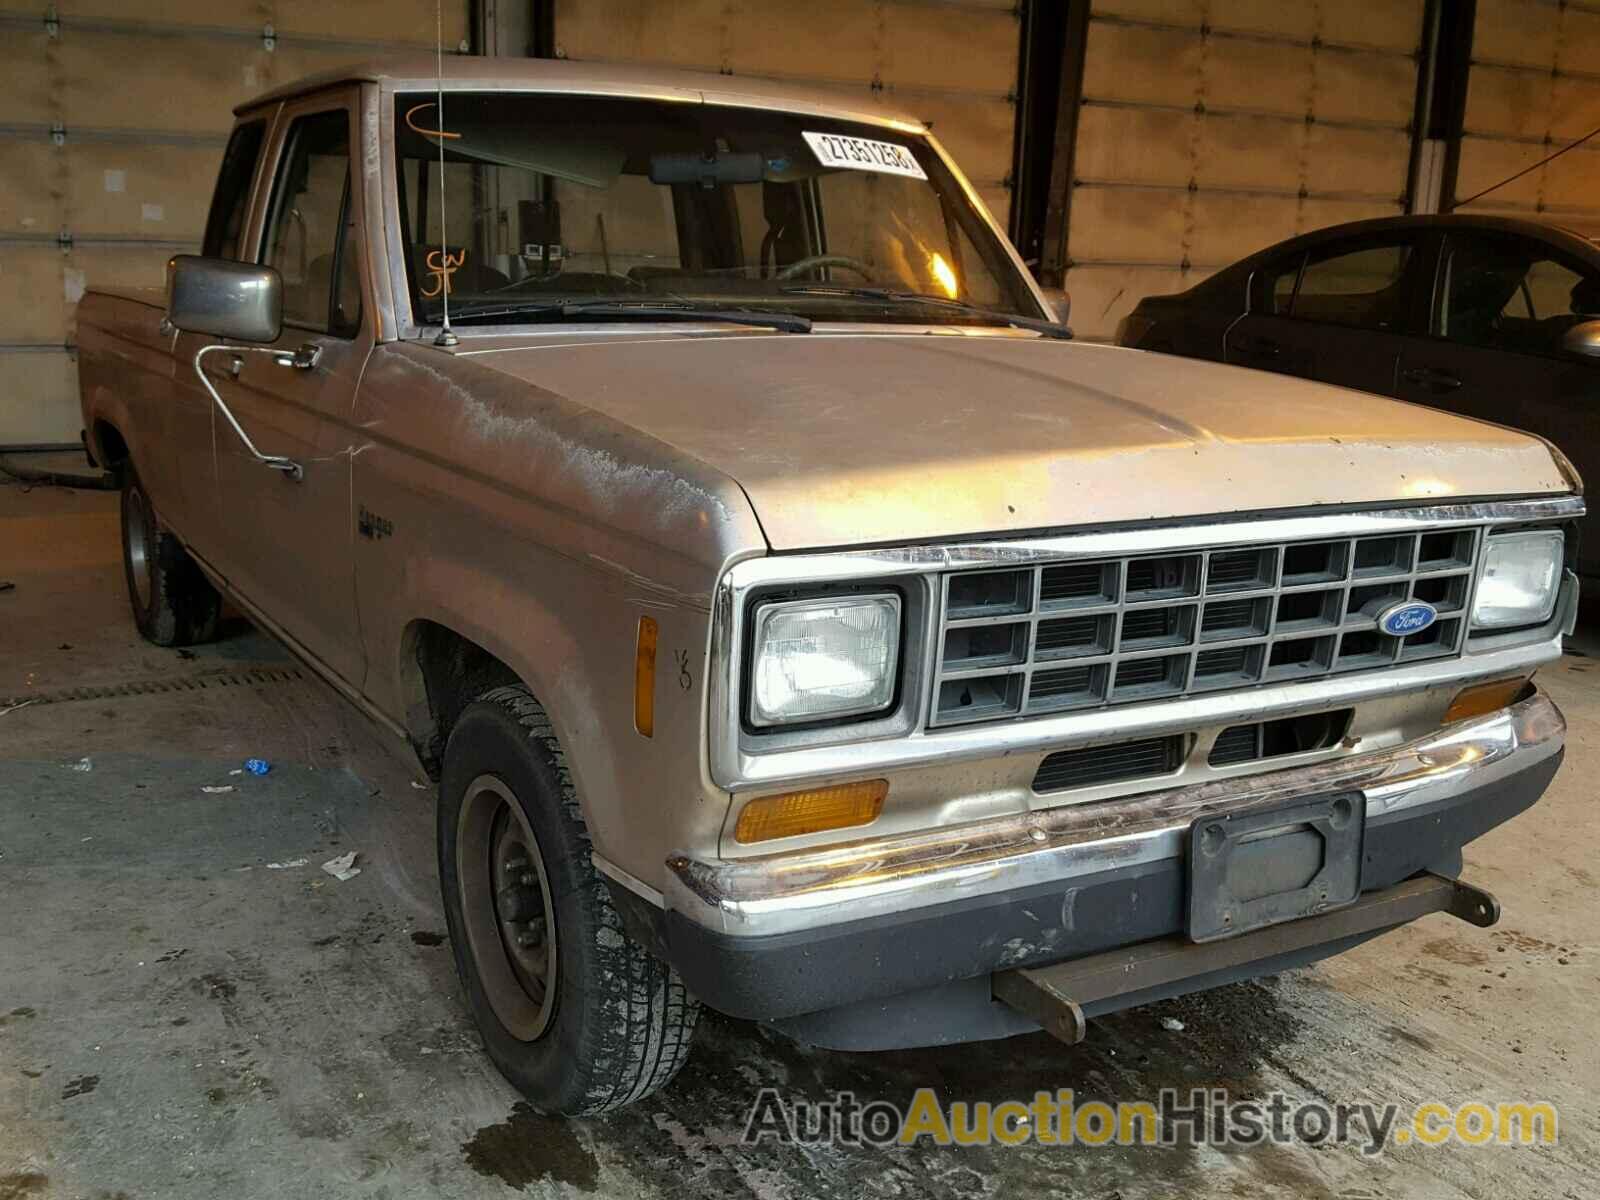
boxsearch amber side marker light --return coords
[735,779,889,845]
[634,616,658,738]
[1444,677,1528,724]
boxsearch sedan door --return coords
[208,96,371,686]
[1395,230,1600,575]
[1224,232,1429,396]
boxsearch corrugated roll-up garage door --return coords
[550,0,1022,237]
[0,1,469,447]
[1062,0,1426,341]
[1452,0,1600,234]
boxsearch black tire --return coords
[438,684,699,1115]
[120,466,221,647]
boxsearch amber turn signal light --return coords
[734,779,888,845]
[1443,677,1527,724]
[634,616,658,738]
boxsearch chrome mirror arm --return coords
[192,344,305,481]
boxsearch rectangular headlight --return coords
[1472,530,1563,629]
[750,594,900,727]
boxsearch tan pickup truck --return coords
[77,57,1582,1115]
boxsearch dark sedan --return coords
[1116,215,1598,578]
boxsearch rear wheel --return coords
[120,467,220,646]
[438,684,699,1114]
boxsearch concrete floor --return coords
[2,476,1597,1199]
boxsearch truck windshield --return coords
[393,92,1043,329]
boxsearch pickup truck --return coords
[77,57,1582,1116]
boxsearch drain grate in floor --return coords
[1,666,306,710]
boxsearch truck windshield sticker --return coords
[421,247,466,297]
[802,132,928,180]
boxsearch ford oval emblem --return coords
[1377,600,1438,637]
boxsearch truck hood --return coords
[452,331,1570,550]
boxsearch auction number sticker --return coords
[803,132,928,180]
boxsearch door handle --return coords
[193,344,304,481]
[273,343,323,371]
[1400,366,1462,392]
[1232,336,1281,359]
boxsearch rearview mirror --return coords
[1562,319,1600,359]
[649,152,765,188]
[166,255,282,343]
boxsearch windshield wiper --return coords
[779,285,1072,340]
[428,300,812,333]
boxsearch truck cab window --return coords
[201,120,266,260]
[262,110,361,336]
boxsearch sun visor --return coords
[441,125,627,189]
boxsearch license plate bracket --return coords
[1187,790,1365,943]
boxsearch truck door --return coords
[208,94,370,687]
[167,116,272,556]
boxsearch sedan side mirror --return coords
[1562,319,1600,359]
[166,255,283,343]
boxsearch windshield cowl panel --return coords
[423,322,1053,354]
[394,92,1043,329]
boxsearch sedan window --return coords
[1260,255,1302,315]
[1290,243,1413,330]
[1256,238,1416,332]
[1438,235,1600,358]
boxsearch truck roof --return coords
[235,55,928,133]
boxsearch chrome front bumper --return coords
[665,693,1565,938]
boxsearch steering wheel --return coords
[776,254,876,281]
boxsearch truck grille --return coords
[932,529,1479,727]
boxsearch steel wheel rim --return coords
[457,774,558,1041]
[126,485,153,611]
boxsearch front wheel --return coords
[120,466,221,646]
[438,684,699,1114]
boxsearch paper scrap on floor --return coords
[322,851,361,882]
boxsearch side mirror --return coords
[166,255,282,343]
[1562,319,1600,359]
